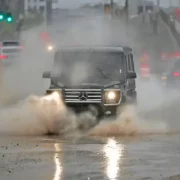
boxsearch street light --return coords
[155,0,160,34]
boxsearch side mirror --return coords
[42,71,51,78]
[127,72,137,79]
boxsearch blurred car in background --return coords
[160,58,180,90]
[40,31,56,53]
[160,51,180,85]
[0,40,24,66]
[45,43,56,52]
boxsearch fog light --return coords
[105,111,111,115]
[42,91,61,102]
[51,91,60,101]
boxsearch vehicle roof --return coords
[57,45,132,53]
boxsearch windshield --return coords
[52,50,125,85]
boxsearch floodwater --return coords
[1,135,180,180]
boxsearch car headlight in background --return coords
[160,76,167,86]
[104,90,121,105]
[47,45,54,51]
[161,76,167,80]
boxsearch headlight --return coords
[43,90,62,102]
[47,45,54,51]
[50,91,60,101]
[104,90,121,105]
[161,76,167,80]
[106,91,116,100]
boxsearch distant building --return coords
[52,0,60,9]
[24,0,47,16]
[0,0,24,15]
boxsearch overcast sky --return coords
[57,0,180,9]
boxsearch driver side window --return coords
[126,53,134,72]
[126,54,131,72]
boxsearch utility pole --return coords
[124,0,128,23]
[142,0,146,23]
[154,0,160,35]
[124,0,129,44]
[0,0,7,11]
[110,0,113,10]
[110,0,113,16]
[44,0,52,31]
[0,0,6,39]
[46,0,52,26]
[169,0,172,7]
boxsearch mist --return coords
[0,7,179,136]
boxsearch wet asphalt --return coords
[1,135,180,180]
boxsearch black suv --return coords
[42,45,137,117]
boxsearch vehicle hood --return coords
[51,77,124,88]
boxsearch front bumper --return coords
[66,103,119,116]
[45,88,122,116]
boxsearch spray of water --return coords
[88,105,168,137]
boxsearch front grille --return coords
[64,89,102,103]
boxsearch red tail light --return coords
[173,72,180,77]
[0,55,7,59]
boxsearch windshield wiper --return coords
[96,67,108,79]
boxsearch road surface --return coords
[1,135,180,180]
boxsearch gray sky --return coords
[57,0,105,9]
[57,0,128,8]
[57,0,180,9]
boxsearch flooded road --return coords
[1,135,180,180]
[0,11,180,180]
